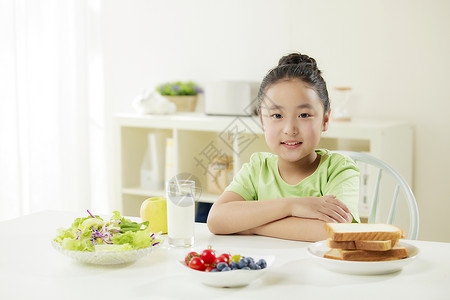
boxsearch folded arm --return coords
[206,191,352,242]
[239,217,329,242]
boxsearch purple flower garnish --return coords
[87,209,95,218]
[90,225,113,245]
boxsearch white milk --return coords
[167,195,195,246]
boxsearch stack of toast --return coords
[323,223,408,261]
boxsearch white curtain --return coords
[0,0,108,221]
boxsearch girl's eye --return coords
[271,113,282,119]
[299,113,310,118]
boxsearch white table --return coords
[1,211,449,299]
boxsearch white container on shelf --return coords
[140,133,164,190]
[205,80,259,116]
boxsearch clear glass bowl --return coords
[52,241,154,265]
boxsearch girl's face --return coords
[260,78,330,165]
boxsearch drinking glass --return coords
[166,179,195,247]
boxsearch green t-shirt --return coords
[225,149,360,222]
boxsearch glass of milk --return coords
[166,179,195,247]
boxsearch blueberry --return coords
[221,266,231,272]
[248,262,257,270]
[229,261,238,270]
[246,257,255,264]
[216,262,228,271]
[238,258,248,269]
[241,267,250,270]
[256,259,267,269]
[211,268,220,272]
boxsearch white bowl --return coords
[179,254,275,287]
[52,241,154,265]
[307,240,419,275]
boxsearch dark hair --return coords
[257,53,330,114]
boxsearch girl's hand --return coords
[288,195,353,223]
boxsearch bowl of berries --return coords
[180,246,275,288]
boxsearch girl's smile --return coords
[281,140,302,149]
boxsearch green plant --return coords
[156,81,203,96]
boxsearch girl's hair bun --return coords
[257,52,330,114]
[278,53,318,70]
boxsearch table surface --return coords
[1,210,449,299]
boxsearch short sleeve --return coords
[224,153,260,200]
[323,154,361,222]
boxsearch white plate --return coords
[52,241,154,265]
[307,240,419,275]
[179,254,275,287]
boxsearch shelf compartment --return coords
[120,127,172,189]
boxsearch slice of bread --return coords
[324,244,408,261]
[324,223,405,241]
[327,238,398,251]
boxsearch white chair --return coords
[333,151,419,240]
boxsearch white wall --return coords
[102,0,450,242]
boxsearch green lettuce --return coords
[53,210,160,252]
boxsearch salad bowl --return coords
[52,210,160,265]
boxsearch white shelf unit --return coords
[113,113,413,218]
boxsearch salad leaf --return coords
[79,217,105,231]
[61,237,94,251]
[120,218,149,232]
[112,228,155,249]
[53,210,160,252]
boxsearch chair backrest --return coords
[332,151,419,240]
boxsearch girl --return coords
[206,53,360,242]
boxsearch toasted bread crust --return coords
[355,239,398,251]
[324,223,404,241]
[327,238,398,251]
[324,245,408,261]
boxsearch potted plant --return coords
[156,81,203,112]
